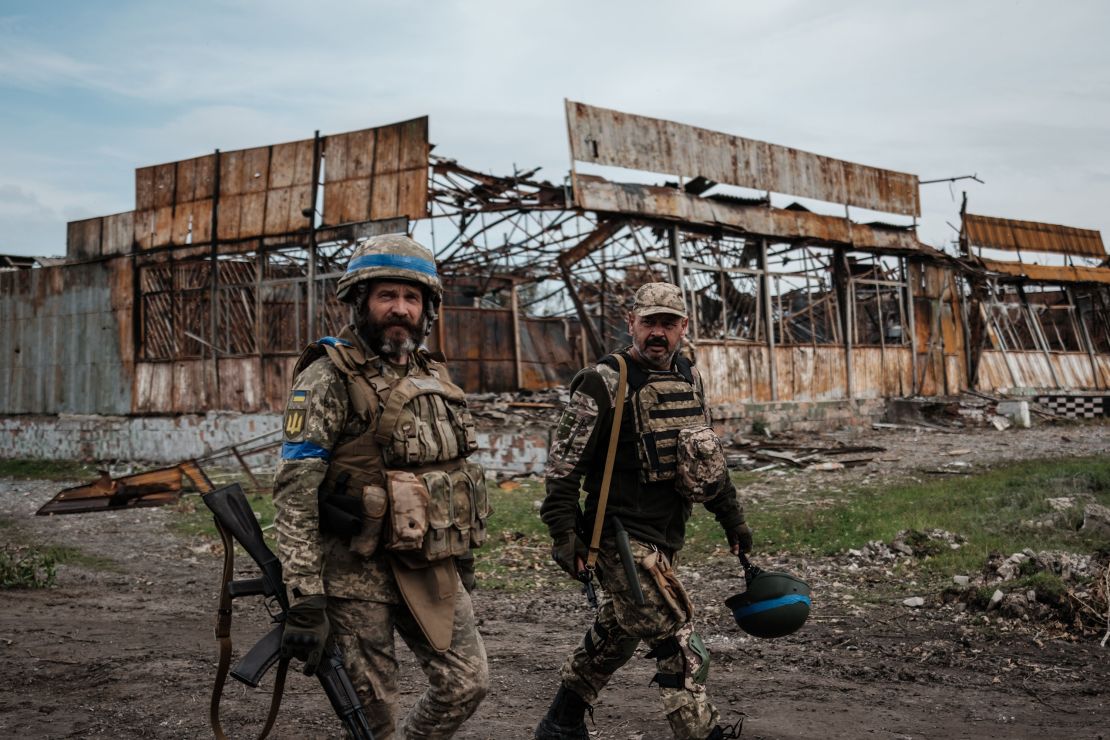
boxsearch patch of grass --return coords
[1,517,117,574]
[0,459,99,481]
[726,456,1110,579]
[167,490,277,547]
[0,546,57,588]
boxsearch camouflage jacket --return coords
[273,328,422,604]
[540,349,745,552]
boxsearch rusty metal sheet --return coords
[103,211,134,255]
[964,213,1105,258]
[851,347,883,399]
[36,461,211,516]
[217,357,263,411]
[66,216,102,259]
[323,117,428,226]
[567,101,919,216]
[773,348,795,401]
[979,258,1110,285]
[691,342,746,404]
[575,175,922,251]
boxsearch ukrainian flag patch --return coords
[291,390,308,404]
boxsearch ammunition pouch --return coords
[674,425,727,503]
[376,375,479,468]
[384,461,490,562]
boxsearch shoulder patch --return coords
[284,389,311,440]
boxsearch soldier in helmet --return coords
[273,234,490,739]
[535,282,751,740]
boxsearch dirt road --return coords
[1,424,1108,739]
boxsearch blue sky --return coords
[2,0,1109,258]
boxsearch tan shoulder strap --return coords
[586,354,628,571]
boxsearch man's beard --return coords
[637,336,679,369]
[358,314,422,360]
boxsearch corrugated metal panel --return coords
[0,262,131,415]
[575,175,921,251]
[567,101,920,216]
[66,217,102,260]
[964,213,1105,258]
[518,318,580,389]
[323,117,428,227]
[979,258,1110,285]
[440,305,515,392]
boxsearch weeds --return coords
[0,459,99,481]
[0,546,57,589]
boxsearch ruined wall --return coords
[0,259,134,415]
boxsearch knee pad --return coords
[645,625,710,690]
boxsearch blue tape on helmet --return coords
[734,593,812,618]
[346,253,438,277]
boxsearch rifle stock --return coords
[202,483,374,739]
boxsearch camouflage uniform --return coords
[540,345,746,739]
[274,326,489,739]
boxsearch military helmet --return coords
[336,234,442,304]
[726,557,811,638]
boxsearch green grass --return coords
[0,459,99,480]
[471,457,1110,591]
[739,456,1110,578]
[167,489,277,547]
[0,515,117,587]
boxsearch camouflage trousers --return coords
[559,539,719,739]
[328,585,489,739]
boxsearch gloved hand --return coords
[725,522,753,555]
[281,595,330,675]
[456,552,477,593]
[551,531,588,578]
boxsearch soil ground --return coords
[1,423,1108,740]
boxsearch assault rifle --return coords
[202,483,375,740]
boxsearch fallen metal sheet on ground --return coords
[36,461,213,515]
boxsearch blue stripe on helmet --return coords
[735,593,811,618]
[281,440,331,461]
[346,253,438,277]
[317,336,352,347]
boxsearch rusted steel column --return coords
[560,261,605,360]
[1067,286,1105,388]
[511,284,524,389]
[208,149,222,403]
[1017,284,1060,388]
[759,238,777,401]
[833,247,854,399]
[905,258,919,395]
[306,130,322,343]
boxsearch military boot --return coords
[705,715,745,739]
[533,684,591,740]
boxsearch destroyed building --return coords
[1,101,1108,466]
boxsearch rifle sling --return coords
[586,353,628,572]
[210,517,288,740]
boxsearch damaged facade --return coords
[1,101,1108,462]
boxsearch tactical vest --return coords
[293,330,489,562]
[599,350,707,484]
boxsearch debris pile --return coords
[943,549,1110,636]
[467,389,569,428]
[845,529,967,565]
[721,434,887,472]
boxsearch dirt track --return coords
[1,423,1108,740]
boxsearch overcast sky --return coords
[2,0,1108,259]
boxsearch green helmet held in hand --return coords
[725,554,811,639]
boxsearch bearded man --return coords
[535,282,751,740]
[273,234,490,739]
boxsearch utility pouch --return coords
[464,462,491,548]
[674,425,727,503]
[377,376,478,468]
[419,470,461,561]
[349,484,389,557]
[385,471,429,551]
[642,549,695,622]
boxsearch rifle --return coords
[202,483,375,740]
